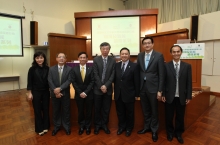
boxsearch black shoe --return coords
[167,134,173,141]
[137,128,151,134]
[125,130,131,137]
[94,127,100,135]
[117,128,124,135]
[103,127,110,134]
[152,132,158,142]
[86,128,91,135]
[78,127,84,135]
[175,135,184,144]
[66,130,71,135]
[52,129,60,136]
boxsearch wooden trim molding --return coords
[74,9,158,18]
[146,28,189,37]
[48,33,87,39]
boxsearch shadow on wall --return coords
[65,21,74,35]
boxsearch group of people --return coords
[27,36,192,144]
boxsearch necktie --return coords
[81,66,85,82]
[59,66,62,85]
[102,58,107,83]
[145,54,150,70]
[121,63,125,77]
[175,63,179,96]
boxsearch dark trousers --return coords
[75,98,93,129]
[51,94,71,131]
[94,94,112,128]
[165,97,186,136]
[32,90,50,133]
[139,82,159,133]
[115,95,134,131]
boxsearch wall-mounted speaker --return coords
[30,21,38,45]
[190,15,199,42]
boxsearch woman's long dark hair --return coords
[32,51,48,67]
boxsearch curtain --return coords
[125,0,220,23]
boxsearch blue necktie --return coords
[145,54,150,70]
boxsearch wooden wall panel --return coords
[75,9,158,59]
[75,18,91,37]
[140,15,157,37]
[146,29,201,89]
[48,33,86,66]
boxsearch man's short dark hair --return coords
[100,42,111,49]
[78,52,88,58]
[170,45,183,53]
[142,36,154,44]
[120,47,130,54]
[56,53,67,58]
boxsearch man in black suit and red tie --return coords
[162,45,192,144]
[114,47,139,137]
[72,52,94,135]
[137,37,165,142]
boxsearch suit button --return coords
[121,80,122,81]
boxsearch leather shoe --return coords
[125,130,131,137]
[94,127,100,135]
[117,128,124,135]
[103,127,110,134]
[137,128,151,134]
[78,127,84,135]
[176,135,184,144]
[52,129,60,136]
[86,128,91,135]
[167,134,173,141]
[66,130,71,135]
[152,132,158,142]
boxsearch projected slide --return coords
[0,15,23,56]
[92,17,139,56]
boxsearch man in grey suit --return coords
[137,37,165,142]
[162,45,192,144]
[93,42,115,135]
[48,53,72,136]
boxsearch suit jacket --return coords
[114,61,139,103]
[93,56,115,95]
[164,61,192,105]
[137,50,165,93]
[72,65,94,100]
[48,64,72,98]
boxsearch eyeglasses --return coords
[57,56,66,59]
[143,42,152,45]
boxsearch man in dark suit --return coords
[162,45,192,144]
[93,42,115,135]
[72,52,94,135]
[48,53,72,136]
[114,47,139,137]
[137,36,165,142]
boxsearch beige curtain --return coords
[125,0,220,23]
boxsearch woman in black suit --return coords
[27,51,50,136]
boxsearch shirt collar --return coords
[121,60,129,65]
[145,50,153,56]
[80,64,86,69]
[102,56,108,60]
[173,60,181,66]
